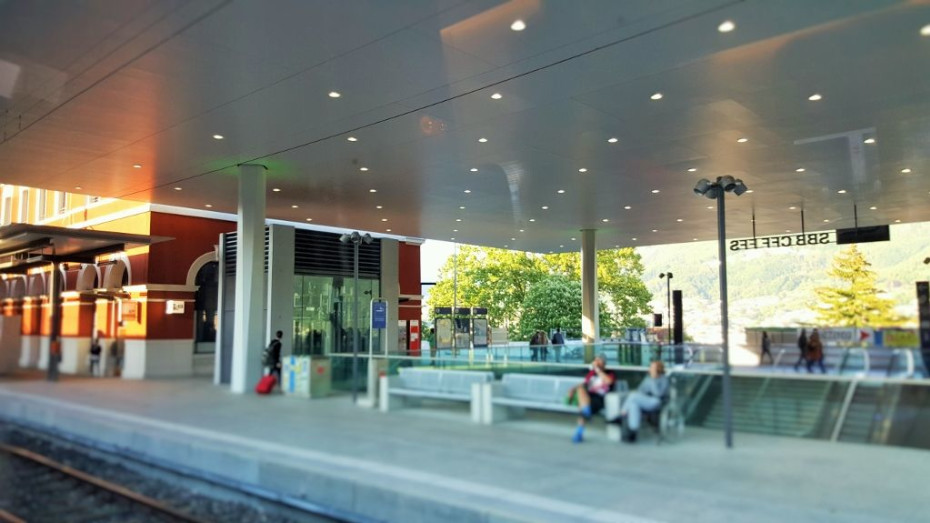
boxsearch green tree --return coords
[517,275,614,339]
[814,245,901,327]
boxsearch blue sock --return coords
[581,405,592,419]
[572,425,584,443]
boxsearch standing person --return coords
[793,328,808,371]
[619,361,670,443]
[539,330,550,362]
[529,330,541,361]
[551,327,565,363]
[759,331,773,365]
[263,330,283,385]
[806,328,826,374]
[89,331,103,376]
[568,353,615,443]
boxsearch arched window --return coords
[194,261,218,349]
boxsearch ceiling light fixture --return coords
[212,134,224,140]
[632,237,637,241]
[272,188,281,192]
[478,137,488,143]
[205,204,212,208]
[650,92,663,100]
[601,219,609,223]
[823,219,830,223]
[386,228,391,232]
[291,204,299,208]
[652,229,658,233]
[173,187,182,191]
[921,24,930,36]
[464,189,471,194]
[360,167,369,171]
[737,137,748,143]
[557,189,565,194]
[529,218,536,222]
[789,206,796,210]
[688,168,697,172]
[382,218,388,222]
[519,229,525,232]
[901,168,912,174]
[307,218,313,222]
[541,205,549,210]
[511,19,526,31]
[328,91,341,98]
[571,237,576,241]
[453,229,458,232]
[491,93,502,100]
[895,219,901,223]
[511,237,516,241]
[808,93,823,101]
[347,136,358,142]
[376,205,383,209]
[133,164,142,169]
[676,218,683,222]
[796,168,806,172]
[624,205,631,210]
[369,189,377,193]
[837,190,846,194]
[459,206,466,210]
[718,20,736,33]
[74,186,82,190]
[870,206,877,210]
[456,218,462,222]
[651,189,660,194]
[608,137,619,143]
[578,168,587,173]
[864,138,876,144]
[470,168,478,172]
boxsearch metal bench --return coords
[379,368,493,422]
[479,373,629,441]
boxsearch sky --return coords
[420,240,456,283]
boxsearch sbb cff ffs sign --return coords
[730,232,832,251]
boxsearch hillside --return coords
[636,222,930,343]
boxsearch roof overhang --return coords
[0,224,171,274]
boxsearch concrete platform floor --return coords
[0,376,924,522]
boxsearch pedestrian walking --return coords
[806,328,826,374]
[759,331,773,365]
[793,328,808,371]
[551,327,565,363]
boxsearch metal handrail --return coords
[772,348,787,367]
[887,349,915,378]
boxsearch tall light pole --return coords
[693,175,748,449]
[340,231,373,404]
[659,272,673,343]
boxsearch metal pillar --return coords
[47,263,62,382]
[352,240,360,404]
[716,191,733,448]
[581,229,598,357]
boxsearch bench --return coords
[479,373,629,441]
[379,368,493,422]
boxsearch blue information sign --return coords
[371,301,387,330]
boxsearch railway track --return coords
[0,442,207,523]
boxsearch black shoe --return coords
[622,429,637,444]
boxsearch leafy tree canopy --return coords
[814,245,903,327]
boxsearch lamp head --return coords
[659,272,666,279]
[732,179,748,196]
[339,233,351,243]
[362,233,373,244]
[693,178,713,196]
[718,175,737,191]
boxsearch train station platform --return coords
[0,376,924,522]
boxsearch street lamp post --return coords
[659,272,673,343]
[693,175,748,449]
[340,231,373,404]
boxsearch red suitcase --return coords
[255,374,277,394]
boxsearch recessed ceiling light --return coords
[519,229,525,232]
[133,164,142,169]
[789,206,796,210]
[504,244,509,248]
[785,230,791,233]
[837,190,846,194]
[74,186,82,190]
[173,187,182,191]
[511,237,516,241]
[608,137,619,143]
[557,189,565,194]
[450,237,455,241]
[693,238,698,241]
[869,206,877,210]
[920,24,930,36]
[478,137,488,143]
[369,189,377,193]
[737,137,749,143]
[808,93,823,101]
[901,168,912,174]
[571,237,576,241]
[650,92,663,100]
[459,206,466,210]
[291,204,299,208]
[578,168,587,173]
[559,244,564,248]
[676,218,683,222]
[306,218,313,222]
[863,138,876,144]
[746,190,754,193]
[541,205,549,210]
[632,237,637,241]
[624,205,631,210]
[464,189,471,194]
[381,218,388,222]
[212,134,224,140]
[601,219,609,223]
[456,218,462,222]
[718,20,736,33]
[385,228,391,232]
[360,167,369,171]
[529,218,536,222]
[707,206,714,209]
[272,187,281,192]
[204,204,212,208]
[347,136,358,142]
[687,168,697,172]
[796,168,806,172]
[651,189,660,194]
[470,168,478,172]
[895,219,901,223]
[652,229,658,233]
[511,19,526,31]
[376,205,383,209]
[491,93,502,100]
[328,91,341,98]
[453,229,458,232]
[823,219,830,223]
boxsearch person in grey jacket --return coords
[619,360,670,443]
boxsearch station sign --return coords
[165,300,185,315]
[730,232,833,251]
[371,300,387,330]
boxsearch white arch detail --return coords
[27,273,47,296]
[186,251,219,288]
[76,264,101,291]
[104,255,132,290]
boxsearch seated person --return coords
[569,353,615,443]
[619,361,670,443]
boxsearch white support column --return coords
[267,224,295,357]
[380,238,400,355]
[581,229,599,354]
[231,164,266,394]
